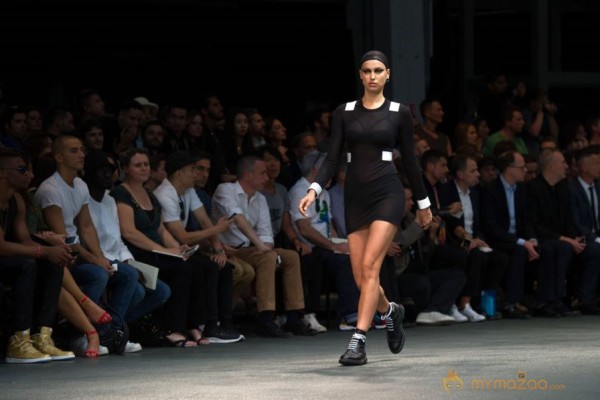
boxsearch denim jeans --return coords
[125,278,171,323]
[71,261,138,318]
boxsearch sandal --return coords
[79,295,112,325]
[84,330,100,358]
[189,328,210,346]
[164,332,197,348]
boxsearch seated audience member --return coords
[483,106,528,157]
[212,155,316,337]
[453,121,482,159]
[187,150,255,309]
[24,105,43,133]
[527,149,583,317]
[567,147,600,314]
[257,146,322,327]
[0,149,75,363]
[141,120,167,156]
[1,106,28,149]
[153,150,244,343]
[288,150,359,332]
[441,154,509,321]
[34,135,139,326]
[112,100,145,155]
[84,149,172,349]
[110,148,202,347]
[420,150,470,322]
[46,106,75,140]
[394,187,465,326]
[524,154,539,182]
[480,151,539,318]
[477,156,498,187]
[415,98,453,156]
[145,153,166,192]
[78,119,105,152]
[163,104,192,153]
[264,116,290,166]
[277,132,318,190]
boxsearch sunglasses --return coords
[178,198,185,221]
[2,165,29,175]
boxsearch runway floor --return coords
[1,316,599,400]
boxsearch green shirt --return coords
[482,131,529,157]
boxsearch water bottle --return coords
[480,289,496,318]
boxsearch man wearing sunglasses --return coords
[0,149,75,363]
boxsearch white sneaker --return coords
[460,303,486,322]
[416,311,456,326]
[124,341,143,353]
[449,304,468,322]
[70,335,109,357]
[303,313,327,333]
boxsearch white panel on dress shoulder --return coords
[389,101,400,112]
[345,101,357,111]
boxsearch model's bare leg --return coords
[348,221,397,332]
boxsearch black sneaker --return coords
[203,327,245,344]
[339,335,367,366]
[386,302,405,354]
[533,303,561,318]
[284,320,318,336]
[256,321,292,338]
[501,305,532,319]
[552,303,581,317]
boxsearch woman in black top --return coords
[299,50,432,366]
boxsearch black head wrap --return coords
[359,50,389,69]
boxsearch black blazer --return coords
[480,177,536,247]
[568,178,600,242]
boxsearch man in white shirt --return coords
[288,151,359,330]
[154,151,244,343]
[212,155,315,337]
[83,149,171,347]
[442,154,509,321]
[34,135,138,325]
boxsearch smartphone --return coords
[276,254,282,266]
[462,239,471,251]
[228,213,238,220]
[183,244,200,258]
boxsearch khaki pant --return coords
[228,255,255,302]
[235,247,305,312]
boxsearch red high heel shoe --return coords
[85,330,100,358]
[79,295,112,324]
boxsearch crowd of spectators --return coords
[1,71,600,364]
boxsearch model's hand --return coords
[298,190,316,217]
[416,208,433,229]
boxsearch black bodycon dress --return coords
[314,99,428,234]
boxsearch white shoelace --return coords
[348,333,366,350]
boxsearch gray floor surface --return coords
[1,316,599,400]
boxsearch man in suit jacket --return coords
[527,149,583,317]
[480,151,539,318]
[440,154,508,321]
[567,147,600,314]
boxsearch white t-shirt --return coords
[153,178,203,226]
[87,190,134,262]
[34,172,90,237]
[288,176,332,247]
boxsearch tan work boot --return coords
[5,329,52,364]
[32,327,75,361]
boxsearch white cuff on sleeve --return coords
[417,197,431,210]
[308,182,322,196]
